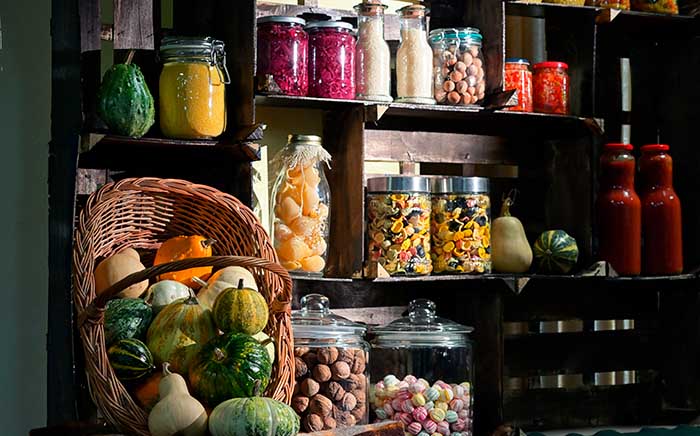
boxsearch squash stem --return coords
[252,379,262,397]
[201,238,217,249]
[214,348,226,362]
[125,49,135,65]
[162,362,173,376]
[500,198,513,217]
[237,278,244,289]
[192,276,208,288]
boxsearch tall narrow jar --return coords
[355,1,392,102]
[396,5,434,104]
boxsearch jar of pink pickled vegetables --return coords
[271,134,332,276]
[257,16,309,96]
[307,21,356,100]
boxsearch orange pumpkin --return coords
[132,371,163,412]
[154,235,215,287]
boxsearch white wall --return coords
[0,1,50,434]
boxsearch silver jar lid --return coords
[305,20,354,31]
[431,177,489,194]
[367,176,431,193]
[292,294,367,340]
[258,15,306,26]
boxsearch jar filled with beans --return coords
[292,294,370,432]
[504,58,533,112]
[430,28,486,105]
[533,61,570,115]
[430,177,491,274]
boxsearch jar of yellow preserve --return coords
[159,36,229,139]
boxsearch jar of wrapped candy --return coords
[504,58,533,112]
[292,294,370,431]
[533,61,570,115]
[271,134,331,275]
[370,299,474,436]
[257,16,308,96]
[307,21,356,100]
[396,5,434,104]
[430,28,486,106]
[367,176,432,276]
[431,177,491,274]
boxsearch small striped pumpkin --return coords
[533,230,579,274]
[212,280,269,335]
[209,393,300,436]
[107,338,154,381]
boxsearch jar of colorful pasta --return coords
[367,176,432,276]
[430,177,491,274]
[307,21,356,100]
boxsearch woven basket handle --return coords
[81,256,293,325]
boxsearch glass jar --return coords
[639,144,683,275]
[533,61,570,115]
[431,177,491,274]
[159,36,228,139]
[292,294,369,431]
[396,5,434,105]
[504,58,533,112]
[367,176,432,276]
[370,299,474,436]
[597,143,641,276]
[430,28,486,106]
[355,1,392,102]
[271,134,331,276]
[307,21,356,100]
[586,0,630,9]
[257,16,308,96]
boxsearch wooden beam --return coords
[79,0,100,52]
[113,0,154,49]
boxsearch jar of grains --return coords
[431,177,491,274]
[396,5,434,104]
[307,21,356,100]
[257,16,309,96]
[367,176,432,276]
[430,28,486,105]
[354,0,392,102]
[504,58,533,112]
[533,61,570,115]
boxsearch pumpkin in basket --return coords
[212,280,269,335]
[154,235,216,287]
[94,248,149,298]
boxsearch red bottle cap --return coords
[604,143,633,150]
[533,61,569,70]
[641,144,670,151]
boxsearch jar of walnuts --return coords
[292,293,369,432]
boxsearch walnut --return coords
[323,416,337,430]
[292,395,309,413]
[294,357,308,378]
[351,355,366,374]
[295,347,310,357]
[336,411,356,427]
[300,378,320,397]
[340,392,357,411]
[351,403,366,421]
[302,351,318,367]
[312,364,332,382]
[351,389,366,404]
[325,381,346,401]
[304,413,324,432]
[317,347,339,364]
[293,382,300,395]
[337,348,355,364]
[331,361,351,380]
[309,394,333,417]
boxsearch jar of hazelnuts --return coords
[430,27,486,106]
[292,293,369,432]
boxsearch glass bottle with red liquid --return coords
[639,144,683,275]
[597,143,641,275]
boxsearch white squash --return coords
[491,198,533,273]
[94,249,148,298]
[253,331,275,363]
[148,363,207,436]
[145,280,191,313]
[196,266,257,310]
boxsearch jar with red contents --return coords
[639,144,683,275]
[504,58,533,112]
[596,143,641,276]
[533,61,570,115]
[257,16,309,96]
[307,21,356,100]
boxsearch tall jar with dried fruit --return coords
[292,294,370,432]
[271,134,331,276]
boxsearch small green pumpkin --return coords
[212,280,269,335]
[533,230,579,274]
[104,298,153,346]
[107,338,154,381]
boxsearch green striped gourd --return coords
[533,230,579,274]
[212,279,269,335]
[107,338,154,381]
[104,298,153,346]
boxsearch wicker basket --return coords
[72,178,294,436]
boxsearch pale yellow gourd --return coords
[196,266,258,310]
[148,363,208,436]
[94,249,148,298]
[491,198,533,273]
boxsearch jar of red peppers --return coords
[533,61,570,115]
[596,143,641,276]
[307,21,356,100]
[639,144,683,275]
[257,16,308,96]
[504,58,533,112]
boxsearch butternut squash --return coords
[491,197,533,273]
[94,249,148,298]
[148,362,208,436]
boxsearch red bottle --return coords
[597,143,641,276]
[639,144,683,275]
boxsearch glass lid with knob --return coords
[292,293,367,340]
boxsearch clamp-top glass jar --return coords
[159,36,229,139]
[292,294,369,432]
[430,28,486,105]
[370,299,474,436]
[396,5,434,104]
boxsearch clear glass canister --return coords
[504,58,533,112]
[271,134,331,276]
[430,28,486,105]
[370,299,474,436]
[396,5,434,105]
[292,294,370,431]
[533,61,570,115]
[307,21,356,100]
[431,177,491,274]
[355,1,392,102]
[159,36,229,139]
[257,16,308,96]
[367,176,432,276]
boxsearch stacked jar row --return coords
[367,176,491,276]
[504,58,571,115]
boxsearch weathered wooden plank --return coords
[79,0,100,52]
[113,0,154,49]
[464,0,505,94]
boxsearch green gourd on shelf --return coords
[533,230,579,274]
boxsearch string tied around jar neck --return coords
[272,134,332,170]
